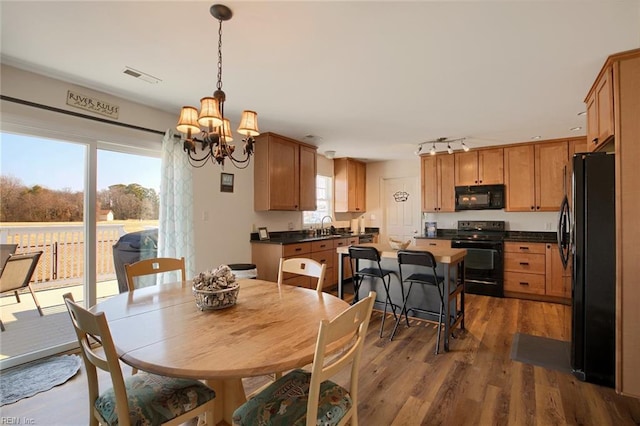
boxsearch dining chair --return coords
[277,257,326,293]
[124,257,186,292]
[348,245,402,338]
[62,292,216,426]
[391,249,446,353]
[0,243,18,275]
[0,251,43,332]
[232,291,376,426]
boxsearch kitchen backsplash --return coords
[423,210,560,232]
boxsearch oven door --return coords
[451,239,504,297]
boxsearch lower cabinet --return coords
[334,236,359,283]
[503,241,571,302]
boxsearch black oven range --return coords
[451,220,505,297]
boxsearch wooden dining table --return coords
[91,278,349,425]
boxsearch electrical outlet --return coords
[288,222,294,231]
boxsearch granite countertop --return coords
[415,230,557,243]
[250,228,379,245]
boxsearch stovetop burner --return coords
[455,220,506,241]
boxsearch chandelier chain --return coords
[216,18,223,91]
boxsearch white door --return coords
[383,177,421,244]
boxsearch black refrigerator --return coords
[570,152,616,388]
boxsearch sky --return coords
[0,132,161,192]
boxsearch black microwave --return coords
[455,184,505,210]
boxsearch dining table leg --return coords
[205,378,246,425]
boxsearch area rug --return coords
[510,332,571,374]
[0,354,82,406]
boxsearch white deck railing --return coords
[0,224,127,286]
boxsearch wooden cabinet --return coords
[253,132,317,211]
[585,65,614,152]
[503,242,570,302]
[504,141,568,212]
[252,240,336,291]
[454,148,504,186]
[334,158,366,213]
[545,244,571,299]
[421,154,455,212]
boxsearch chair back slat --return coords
[397,250,437,268]
[124,257,186,291]
[348,245,380,262]
[277,257,326,293]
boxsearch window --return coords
[303,175,332,226]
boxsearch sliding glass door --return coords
[0,131,160,368]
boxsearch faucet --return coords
[320,215,334,235]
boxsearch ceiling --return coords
[1,1,639,161]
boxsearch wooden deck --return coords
[1,293,639,425]
[0,280,119,366]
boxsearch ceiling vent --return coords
[122,66,161,84]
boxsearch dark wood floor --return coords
[2,294,639,425]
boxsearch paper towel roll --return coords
[351,219,359,233]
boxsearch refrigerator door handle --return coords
[558,194,571,269]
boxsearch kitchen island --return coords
[336,243,467,351]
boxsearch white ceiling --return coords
[1,1,639,161]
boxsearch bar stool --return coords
[348,246,406,337]
[391,249,446,354]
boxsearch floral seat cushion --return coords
[232,369,352,426]
[95,372,215,425]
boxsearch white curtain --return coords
[158,129,195,282]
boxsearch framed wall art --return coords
[220,172,234,192]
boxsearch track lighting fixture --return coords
[416,137,468,156]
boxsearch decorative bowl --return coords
[389,238,411,250]
[193,283,239,311]
[192,264,239,311]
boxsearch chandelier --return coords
[415,137,469,156]
[176,4,259,169]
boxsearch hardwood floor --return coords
[1,294,639,425]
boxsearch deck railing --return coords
[0,224,127,286]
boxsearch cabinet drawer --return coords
[504,241,545,254]
[505,253,545,274]
[311,249,335,270]
[320,267,335,290]
[311,240,333,252]
[504,272,546,295]
[345,237,359,245]
[333,238,349,248]
[415,239,451,249]
[282,242,311,257]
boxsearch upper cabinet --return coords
[454,148,504,186]
[254,132,317,211]
[504,141,568,212]
[585,65,614,152]
[334,158,366,213]
[421,154,455,212]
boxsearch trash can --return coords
[112,229,159,293]
[228,263,257,280]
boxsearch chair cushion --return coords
[232,369,352,426]
[95,372,215,425]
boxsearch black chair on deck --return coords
[391,249,446,354]
[348,246,405,337]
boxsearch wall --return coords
[365,158,562,237]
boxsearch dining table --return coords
[336,242,467,351]
[91,278,349,425]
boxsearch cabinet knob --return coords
[536,206,540,210]
[531,206,535,210]
[475,180,478,184]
